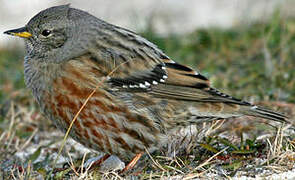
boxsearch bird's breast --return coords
[38,58,162,158]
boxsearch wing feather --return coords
[108,60,249,105]
[104,57,289,124]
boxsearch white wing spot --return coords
[139,83,146,88]
[122,85,128,88]
[251,105,258,110]
[152,81,158,85]
[145,81,151,86]
[160,79,165,82]
[163,75,168,79]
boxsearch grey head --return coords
[4,4,109,63]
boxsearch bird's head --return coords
[4,4,99,63]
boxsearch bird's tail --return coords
[186,102,290,125]
[242,105,289,124]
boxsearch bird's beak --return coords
[4,27,32,38]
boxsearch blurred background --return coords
[1,0,295,104]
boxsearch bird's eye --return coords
[41,29,51,37]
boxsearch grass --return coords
[0,12,295,179]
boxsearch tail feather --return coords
[187,101,290,124]
[243,105,289,123]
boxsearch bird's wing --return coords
[84,25,288,123]
[107,59,289,123]
[108,59,250,105]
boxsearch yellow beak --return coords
[4,27,32,38]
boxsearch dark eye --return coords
[41,29,51,37]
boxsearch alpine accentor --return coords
[4,5,288,171]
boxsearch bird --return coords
[4,5,289,172]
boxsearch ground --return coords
[0,12,295,179]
